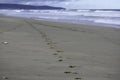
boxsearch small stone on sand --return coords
[2,41,8,44]
[2,76,8,79]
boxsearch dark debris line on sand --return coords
[24,20,83,80]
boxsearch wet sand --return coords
[0,16,120,80]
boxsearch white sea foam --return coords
[78,11,120,18]
[0,9,120,28]
[94,19,120,25]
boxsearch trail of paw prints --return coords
[34,26,83,80]
[24,20,58,51]
[63,65,83,80]
[25,20,83,80]
[25,20,64,60]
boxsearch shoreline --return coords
[35,18,120,29]
[0,16,120,80]
[1,14,120,29]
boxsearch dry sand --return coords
[0,16,120,80]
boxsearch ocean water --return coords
[0,9,120,28]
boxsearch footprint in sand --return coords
[74,77,82,80]
[64,71,72,74]
[47,42,51,45]
[53,53,58,55]
[72,72,79,74]
[68,65,76,68]
[58,59,63,62]
[56,50,64,53]
[64,71,79,74]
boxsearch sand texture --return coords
[0,16,120,80]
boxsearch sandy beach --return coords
[0,16,120,80]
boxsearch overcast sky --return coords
[0,0,120,9]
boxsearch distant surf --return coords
[0,9,120,28]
